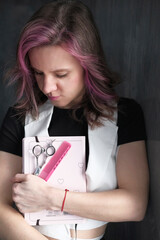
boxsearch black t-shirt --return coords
[0,98,146,158]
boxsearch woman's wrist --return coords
[46,186,64,211]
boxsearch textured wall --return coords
[0,0,160,239]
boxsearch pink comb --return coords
[39,141,71,181]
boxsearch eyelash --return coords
[56,74,67,78]
[33,71,67,78]
[34,71,43,76]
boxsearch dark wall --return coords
[0,1,160,239]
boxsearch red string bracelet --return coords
[61,189,69,212]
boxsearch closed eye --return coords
[34,70,43,76]
[56,74,67,78]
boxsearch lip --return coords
[48,96,60,101]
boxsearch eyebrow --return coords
[31,67,70,73]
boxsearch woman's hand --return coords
[0,152,53,240]
[12,174,52,213]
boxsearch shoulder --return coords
[117,97,146,145]
[118,97,142,116]
[0,106,24,156]
[1,105,25,139]
[3,106,25,126]
[118,97,144,126]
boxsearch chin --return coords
[53,102,71,109]
[51,98,77,109]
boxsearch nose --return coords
[42,75,58,95]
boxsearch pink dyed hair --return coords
[9,1,119,127]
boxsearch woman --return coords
[0,1,149,240]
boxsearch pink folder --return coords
[22,136,86,225]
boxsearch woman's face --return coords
[29,45,85,109]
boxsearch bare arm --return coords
[0,151,49,240]
[63,140,149,221]
[13,140,149,222]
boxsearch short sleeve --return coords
[117,98,147,146]
[0,107,24,156]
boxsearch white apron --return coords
[25,100,118,239]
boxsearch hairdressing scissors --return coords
[32,140,56,175]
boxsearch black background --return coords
[0,1,160,239]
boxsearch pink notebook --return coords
[22,136,86,225]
